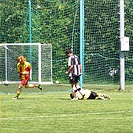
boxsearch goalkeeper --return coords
[12,56,42,99]
[70,88,110,100]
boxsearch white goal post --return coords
[0,43,53,84]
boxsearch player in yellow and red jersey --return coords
[12,56,42,99]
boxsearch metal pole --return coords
[29,0,32,63]
[120,0,125,90]
[5,45,8,81]
[29,0,32,43]
[80,0,84,88]
[38,44,41,84]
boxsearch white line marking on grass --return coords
[0,110,131,120]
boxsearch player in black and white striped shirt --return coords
[65,49,84,100]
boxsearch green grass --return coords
[0,84,132,133]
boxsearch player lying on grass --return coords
[70,88,110,100]
[12,56,42,99]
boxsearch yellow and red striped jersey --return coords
[17,61,31,79]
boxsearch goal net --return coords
[0,43,52,84]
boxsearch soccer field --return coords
[0,84,132,133]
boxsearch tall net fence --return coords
[84,1,119,84]
[0,0,132,86]
[125,1,133,84]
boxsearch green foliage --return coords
[0,0,133,84]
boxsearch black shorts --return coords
[87,91,98,99]
[69,75,80,84]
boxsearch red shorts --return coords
[20,74,30,86]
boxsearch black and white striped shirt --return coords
[68,55,81,76]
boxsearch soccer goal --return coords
[0,43,53,84]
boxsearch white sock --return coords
[72,86,77,98]
[79,89,85,96]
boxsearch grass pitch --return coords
[0,84,132,133]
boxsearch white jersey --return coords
[77,89,91,99]
[68,55,81,77]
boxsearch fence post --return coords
[120,0,125,90]
[80,0,84,88]
[28,0,32,64]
